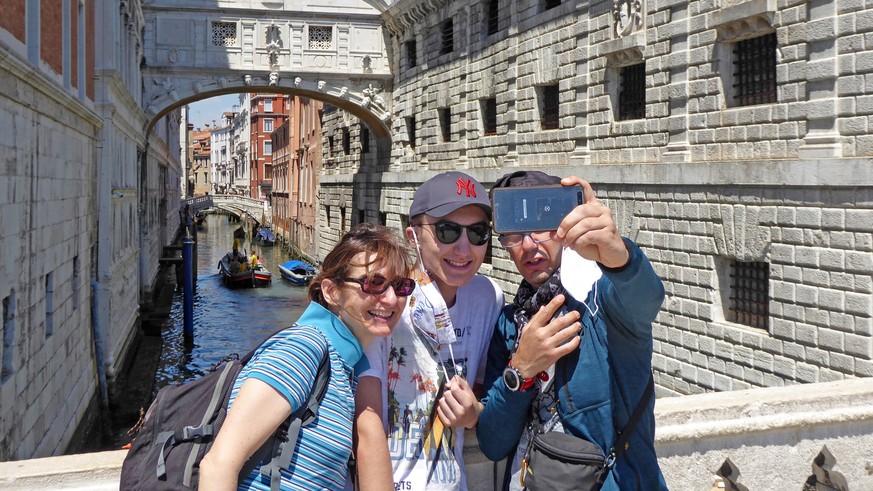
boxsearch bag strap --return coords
[599,371,654,482]
[256,347,331,491]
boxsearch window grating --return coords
[541,85,559,130]
[618,63,646,120]
[309,26,332,50]
[483,98,497,136]
[733,33,777,106]
[439,108,451,142]
[487,0,499,35]
[406,40,417,68]
[441,20,454,55]
[211,22,237,47]
[342,128,350,155]
[328,135,335,157]
[728,261,769,329]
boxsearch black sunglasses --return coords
[341,275,416,297]
[419,221,491,246]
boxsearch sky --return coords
[188,94,241,130]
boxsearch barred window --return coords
[328,135,335,157]
[728,261,769,329]
[342,127,350,155]
[441,20,454,55]
[360,125,370,154]
[406,116,416,149]
[618,63,646,120]
[211,21,237,47]
[733,33,777,106]
[439,108,451,142]
[482,98,497,136]
[309,26,332,50]
[486,0,499,35]
[406,40,417,68]
[541,85,559,130]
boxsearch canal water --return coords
[91,214,312,452]
[155,214,310,388]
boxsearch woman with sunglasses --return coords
[200,223,416,491]
[351,171,506,491]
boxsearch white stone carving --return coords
[613,0,643,38]
[317,80,326,91]
[243,74,252,85]
[266,23,281,69]
[361,83,386,113]
[294,77,302,86]
[269,72,279,86]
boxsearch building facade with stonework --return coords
[0,0,182,460]
[318,0,873,398]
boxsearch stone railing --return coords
[2,378,871,490]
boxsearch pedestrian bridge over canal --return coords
[184,195,270,225]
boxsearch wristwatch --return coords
[503,361,537,392]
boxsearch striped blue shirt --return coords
[228,302,370,490]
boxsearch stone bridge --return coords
[141,0,396,160]
[183,194,270,223]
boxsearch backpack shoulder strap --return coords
[257,347,332,491]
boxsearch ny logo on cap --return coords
[456,178,477,197]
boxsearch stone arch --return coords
[144,76,394,166]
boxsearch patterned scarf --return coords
[511,267,565,344]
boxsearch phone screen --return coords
[491,185,584,234]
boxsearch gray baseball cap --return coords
[410,171,492,219]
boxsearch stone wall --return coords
[318,0,873,396]
[0,45,101,460]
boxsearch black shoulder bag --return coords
[521,373,655,491]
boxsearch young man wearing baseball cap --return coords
[351,171,506,491]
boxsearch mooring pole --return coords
[182,226,195,341]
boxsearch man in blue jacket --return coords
[477,171,668,490]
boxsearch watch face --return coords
[503,367,520,391]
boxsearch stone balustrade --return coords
[2,378,870,490]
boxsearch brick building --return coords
[249,94,289,201]
[271,96,323,261]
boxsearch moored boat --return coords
[278,259,317,286]
[218,253,272,288]
[255,226,276,246]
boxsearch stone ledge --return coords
[0,450,125,490]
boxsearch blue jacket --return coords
[477,239,668,491]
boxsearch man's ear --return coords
[405,225,416,243]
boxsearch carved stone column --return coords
[798,1,842,158]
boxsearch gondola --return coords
[217,253,272,288]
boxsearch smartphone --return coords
[491,184,584,234]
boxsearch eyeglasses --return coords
[418,221,491,246]
[341,275,416,297]
[497,231,554,249]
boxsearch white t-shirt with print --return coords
[361,274,504,491]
